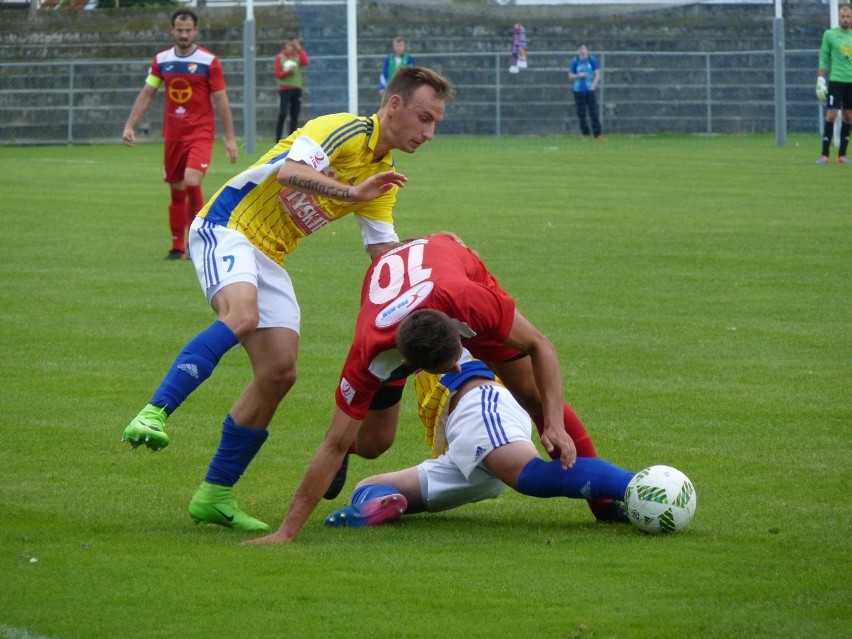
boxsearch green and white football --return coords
[625,465,697,534]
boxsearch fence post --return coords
[68,62,75,145]
[773,17,787,146]
[706,54,712,134]
[243,4,257,154]
[495,53,501,137]
[600,51,605,134]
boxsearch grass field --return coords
[1,133,850,639]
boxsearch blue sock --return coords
[150,320,239,414]
[205,414,269,487]
[350,483,399,506]
[516,457,634,501]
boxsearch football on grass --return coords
[625,465,697,534]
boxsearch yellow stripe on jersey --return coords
[414,371,452,458]
[197,113,397,265]
[414,365,506,458]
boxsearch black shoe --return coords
[593,501,630,524]
[165,249,186,260]
[323,454,349,500]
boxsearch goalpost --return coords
[242,0,356,153]
[234,0,827,148]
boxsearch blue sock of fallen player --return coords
[516,457,634,501]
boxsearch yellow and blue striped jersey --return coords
[198,113,397,265]
[414,370,452,458]
[414,358,499,458]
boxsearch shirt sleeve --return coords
[147,57,163,87]
[335,362,379,421]
[461,285,515,343]
[820,30,831,72]
[286,134,329,171]
[355,215,398,246]
[208,56,227,93]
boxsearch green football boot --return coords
[188,481,269,532]
[121,403,169,451]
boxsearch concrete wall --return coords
[0,1,827,60]
[0,1,827,143]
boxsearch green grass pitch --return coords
[0,133,849,638]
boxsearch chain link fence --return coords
[0,49,821,145]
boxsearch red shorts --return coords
[163,138,214,184]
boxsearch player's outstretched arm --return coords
[503,310,577,469]
[244,408,362,545]
[351,171,408,200]
[279,159,407,202]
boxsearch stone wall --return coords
[0,1,828,61]
[0,1,827,143]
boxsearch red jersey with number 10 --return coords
[336,234,520,420]
[149,46,226,141]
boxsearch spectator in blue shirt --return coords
[568,43,604,140]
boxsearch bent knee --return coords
[259,364,297,396]
[355,436,394,459]
[221,311,260,338]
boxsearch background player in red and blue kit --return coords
[123,8,238,260]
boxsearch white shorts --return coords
[189,218,301,332]
[417,455,507,513]
[416,384,532,512]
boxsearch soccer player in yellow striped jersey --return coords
[199,111,399,265]
[121,66,455,533]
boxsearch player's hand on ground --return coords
[242,531,294,546]
[122,126,136,146]
[351,171,408,201]
[816,77,828,104]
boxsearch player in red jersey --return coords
[247,233,626,544]
[123,8,238,260]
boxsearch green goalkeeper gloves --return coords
[816,77,828,104]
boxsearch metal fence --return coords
[0,49,822,145]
